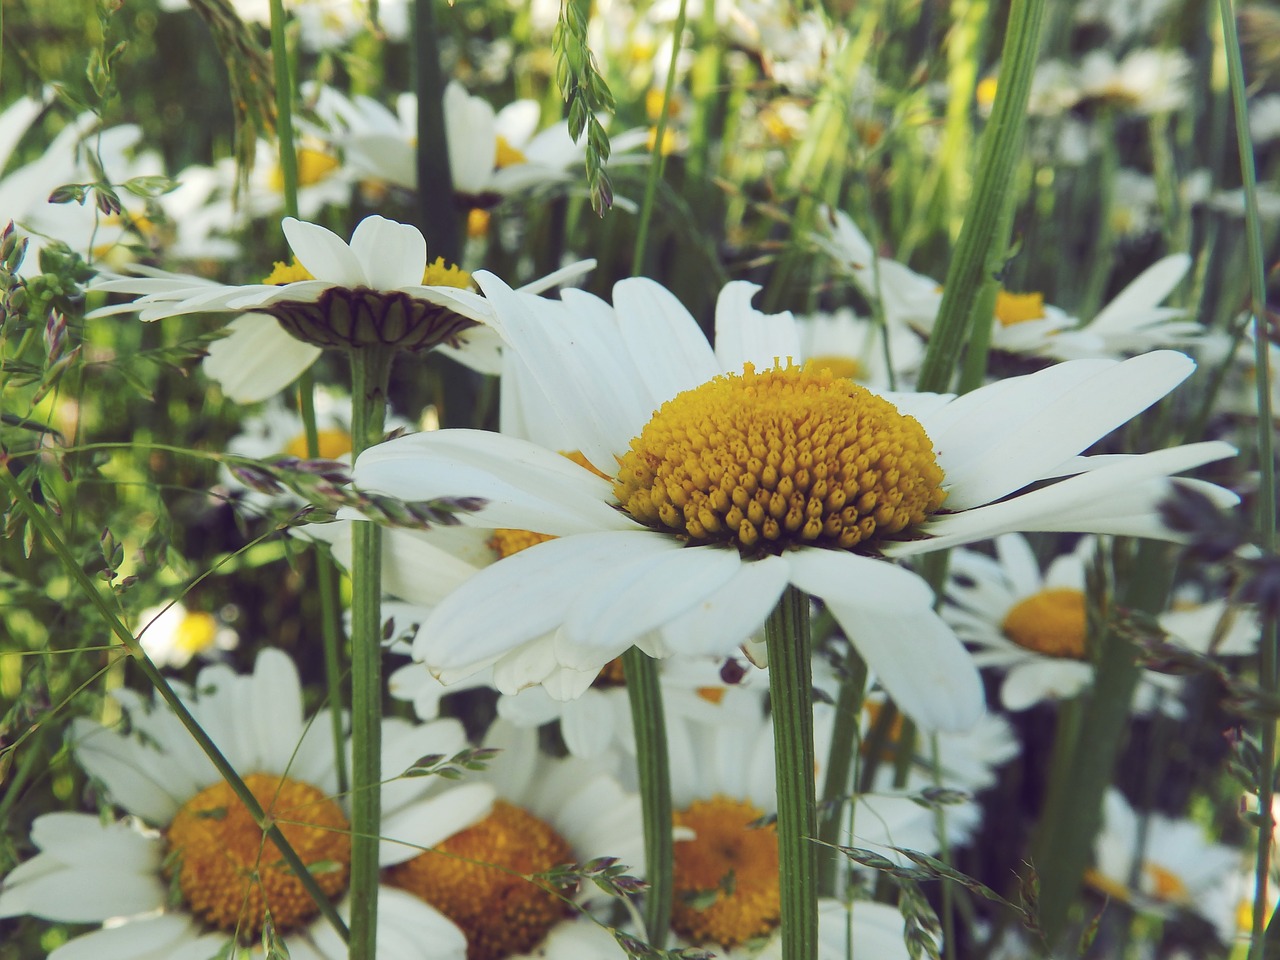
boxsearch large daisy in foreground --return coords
[0,650,483,959]
[348,274,1236,732]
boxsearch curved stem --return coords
[766,585,817,960]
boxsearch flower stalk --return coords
[765,585,817,960]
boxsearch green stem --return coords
[412,0,460,262]
[817,643,868,896]
[622,647,672,948]
[268,0,299,221]
[0,463,349,942]
[1218,2,1279,955]
[915,0,1046,394]
[346,345,394,960]
[765,585,817,960]
[631,0,687,277]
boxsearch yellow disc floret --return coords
[994,290,1046,326]
[174,611,219,657]
[1001,587,1088,659]
[806,354,864,382]
[284,428,353,461]
[422,257,473,289]
[493,135,527,170]
[165,773,350,940]
[671,796,780,947]
[489,528,556,558]
[263,257,316,285]
[613,362,945,556]
[386,800,573,960]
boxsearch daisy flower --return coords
[945,533,1259,712]
[0,648,487,959]
[1088,789,1241,942]
[383,721,644,960]
[135,598,239,669]
[348,272,1235,732]
[87,214,496,402]
[795,306,924,388]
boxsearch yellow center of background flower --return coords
[261,256,473,289]
[175,611,219,656]
[284,428,353,461]
[493,135,527,169]
[165,773,350,939]
[995,290,1046,326]
[613,362,945,555]
[269,148,341,192]
[1144,863,1190,902]
[671,796,780,947]
[806,354,864,381]
[386,800,573,960]
[489,454,609,559]
[1001,588,1088,658]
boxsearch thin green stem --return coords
[631,0,687,277]
[1218,2,1279,955]
[268,0,298,221]
[622,647,672,948]
[817,643,868,896]
[346,345,393,960]
[0,463,350,942]
[412,0,460,262]
[915,0,1046,394]
[765,585,817,960]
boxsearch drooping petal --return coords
[47,916,205,960]
[659,553,790,655]
[1001,659,1094,710]
[203,314,321,402]
[379,782,496,867]
[282,217,367,287]
[786,550,985,731]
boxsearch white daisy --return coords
[135,599,239,669]
[0,648,486,959]
[1089,789,1241,942]
[347,272,1235,733]
[946,533,1259,713]
[795,306,924,389]
[383,720,644,960]
[87,214,496,402]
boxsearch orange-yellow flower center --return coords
[1144,863,1190,902]
[494,135,527,169]
[1001,588,1088,659]
[165,773,350,940]
[284,428,353,461]
[994,290,1046,326]
[671,796,780,947]
[613,362,945,556]
[386,800,573,960]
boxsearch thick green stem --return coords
[766,585,817,960]
[622,647,672,948]
[1218,2,1279,954]
[412,0,460,262]
[346,346,393,960]
[0,464,349,942]
[915,0,1046,394]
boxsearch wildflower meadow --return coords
[2,0,1280,958]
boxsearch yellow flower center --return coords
[467,208,491,239]
[269,148,341,192]
[175,611,219,656]
[493,135,527,169]
[283,428,353,461]
[994,290,1046,326]
[613,362,945,556]
[1001,588,1088,659]
[671,796,780,948]
[1144,863,1190,903]
[165,773,350,940]
[386,800,573,960]
[976,76,999,109]
[489,528,557,558]
[806,354,864,382]
[261,256,472,290]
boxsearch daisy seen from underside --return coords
[87,214,498,402]
[0,649,487,960]
[348,273,1236,733]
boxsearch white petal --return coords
[250,648,307,776]
[203,314,321,402]
[1001,660,1093,710]
[379,782,495,866]
[563,544,742,650]
[282,217,367,286]
[559,694,617,758]
[786,550,985,731]
[930,352,1195,509]
[1089,254,1191,334]
[48,917,204,960]
[377,526,490,607]
[612,277,720,402]
[69,720,184,825]
[416,531,676,679]
[712,281,802,372]
[445,84,496,194]
[659,554,790,655]
[0,861,166,922]
[354,429,637,535]
[348,215,427,289]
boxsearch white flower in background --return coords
[0,649,486,959]
[1251,93,1280,145]
[88,215,495,402]
[135,599,239,669]
[796,307,924,389]
[383,721,642,960]
[350,271,1235,732]
[1076,49,1192,114]
[1074,0,1178,43]
[1089,789,1241,942]
[945,533,1258,712]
